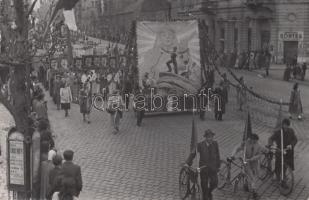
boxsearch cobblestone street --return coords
[1,68,309,200]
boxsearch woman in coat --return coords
[79,82,92,123]
[289,83,303,120]
[60,81,73,117]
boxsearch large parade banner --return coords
[137,20,201,96]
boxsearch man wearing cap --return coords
[186,129,221,200]
[231,133,266,199]
[268,118,297,182]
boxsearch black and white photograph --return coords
[1,0,309,200]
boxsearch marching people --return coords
[107,89,124,133]
[220,73,230,103]
[185,130,221,200]
[79,82,92,123]
[268,119,298,183]
[60,150,83,198]
[237,77,246,111]
[213,86,225,121]
[53,75,62,110]
[231,134,266,199]
[60,81,73,117]
[52,177,79,200]
[134,87,146,127]
[289,83,303,120]
[301,62,307,81]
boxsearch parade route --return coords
[1,68,309,199]
[43,69,309,200]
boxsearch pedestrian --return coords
[38,119,55,161]
[220,73,230,103]
[301,62,307,81]
[79,82,91,123]
[213,87,225,121]
[40,149,56,200]
[32,92,48,121]
[107,90,124,133]
[134,88,146,127]
[60,150,83,197]
[54,75,62,109]
[122,78,132,110]
[289,83,303,120]
[60,81,73,117]
[231,134,266,199]
[47,154,63,199]
[268,119,297,183]
[52,177,79,200]
[283,65,291,81]
[236,77,246,111]
[185,129,221,200]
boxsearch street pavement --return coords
[0,66,309,200]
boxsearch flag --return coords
[242,111,252,142]
[190,116,198,154]
[43,0,79,39]
[63,9,78,31]
[274,103,283,131]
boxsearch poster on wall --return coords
[136,20,201,97]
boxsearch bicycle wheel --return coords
[258,154,270,180]
[217,160,229,189]
[233,174,249,193]
[189,183,202,200]
[279,166,294,196]
[179,167,190,199]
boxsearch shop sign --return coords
[279,31,304,41]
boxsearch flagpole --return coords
[280,98,284,181]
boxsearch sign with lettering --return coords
[279,31,304,41]
[7,130,25,191]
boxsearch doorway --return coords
[283,41,298,64]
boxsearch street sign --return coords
[7,129,26,192]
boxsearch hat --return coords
[204,129,215,137]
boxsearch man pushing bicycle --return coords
[231,133,266,199]
[267,118,297,184]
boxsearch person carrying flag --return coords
[185,129,221,200]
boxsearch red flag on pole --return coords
[190,116,198,154]
[242,111,252,142]
[274,100,283,131]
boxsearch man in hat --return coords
[231,133,266,199]
[268,118,297,182]
[185,129,221,200]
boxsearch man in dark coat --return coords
[186,130,221,200]
[213,87,225,121]
[301,62,307,81]
[268,118,297,181]
[60,150,83,197]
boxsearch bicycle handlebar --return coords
[265,146,290,154]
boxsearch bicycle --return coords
[217,157,250,193]
[258,146,294,196]
[179,164,207,200]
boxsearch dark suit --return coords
[47,167,62,199]
[186,140,220,200]
[61,161,83,197]
[269,128,297,179]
